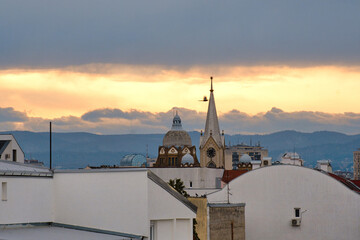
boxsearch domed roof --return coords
[163,130,192,147]
[182,153,194,164]
[120,154,147,167]
[240,154,252,163]
[163,112,192,147]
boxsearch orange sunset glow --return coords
[1,65,360,119]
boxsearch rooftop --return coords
[0,225,133,240]
[221,169,249,184]
[0,160,52,177]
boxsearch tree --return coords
[168,178,189,197]
[168,178,200,240]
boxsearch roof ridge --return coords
[147,170,197,214]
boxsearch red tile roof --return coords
[222,170,249,184]
[350,180,360,189]
[328,172,360,194]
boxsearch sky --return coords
[1,0,360,135]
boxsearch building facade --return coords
[199,77,225,168]
[225,144,270,170]
[155,112,199,168]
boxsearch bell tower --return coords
[200,77,225,168]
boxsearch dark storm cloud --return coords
[0,107,28,122]
[1,0,359,68]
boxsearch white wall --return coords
[53,170,149,237]
[207,165,360,240]
[0,169,196,240]
[150,168,223,189]
[155,220,173,240]
[153,219,192,240]
[0,176,53,224]
[148,178,196,220]
[148,177,195,240]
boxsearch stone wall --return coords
[208,203,245,240]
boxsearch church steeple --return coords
[200,77,225,168]
[201,77,223,148]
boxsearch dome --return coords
[120,154,147,167]
[240,154,252,163]
[182,153,194,164]
[162,112,192,147]
[163,130,192,147]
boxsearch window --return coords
[168,158,171,166]
[190,181,193,188]
[2,182,7,201]
[12,149,17,162]
[295,208,300,218]
[264,160,268,166]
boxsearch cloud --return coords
[221,108,360,134]
[81,108,153,122]
[1,1,359,68]
[3,105,360,134]
[0,106,357,135]
[0,107,28,122]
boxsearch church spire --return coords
[201,77,223,148]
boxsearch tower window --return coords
[190,181,193,188]
[295,208,300,218]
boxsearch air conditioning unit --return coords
[291,218,301,226]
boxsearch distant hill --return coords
[2,130,359,171]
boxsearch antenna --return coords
[49,122,52,170]
[293,144,296,164]
[210,76,214,92]
[227,173,232,204]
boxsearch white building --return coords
[207,164,360,240]
[281,152,304,166]
[150,167,224,196]
[0,134,24,163]
[0,161,196,240]
[316,160,333,173]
